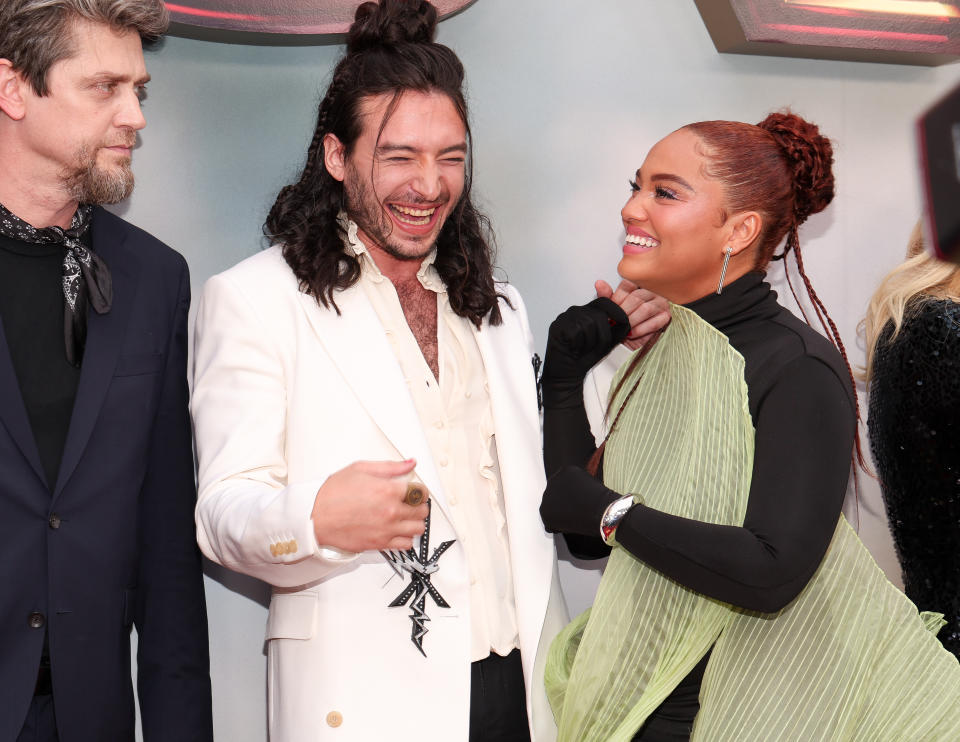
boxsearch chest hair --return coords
[394,278,439,381]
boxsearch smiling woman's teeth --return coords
[391,205,436,225]
[625,234,660,247]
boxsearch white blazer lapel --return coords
[296,284,449,514]
[478,338,539,437]
[473,297,556,669]
[472,302,543,504]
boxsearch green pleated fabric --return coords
[545,306,960,741]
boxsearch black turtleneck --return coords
[544,272,857,613]
[0,233,81,491]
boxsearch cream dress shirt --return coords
[344,221,520,662]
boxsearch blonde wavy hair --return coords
[862,220,960,381]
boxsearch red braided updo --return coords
[685,112,866,471]
[684,112,834,269]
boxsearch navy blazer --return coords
[0,208,213,741]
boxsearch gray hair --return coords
[0,0,169,96]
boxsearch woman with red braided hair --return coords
[538,112,960,741]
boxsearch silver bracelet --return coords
[600,494,636,544]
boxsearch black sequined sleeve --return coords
[868,300,960,656]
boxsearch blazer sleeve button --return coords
[325,711,343,728]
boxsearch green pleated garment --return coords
[545,306,960,741]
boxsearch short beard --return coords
[63,145,135,205]
[343,161,438,262]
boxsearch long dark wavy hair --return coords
[264,0,503,327]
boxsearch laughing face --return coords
[325,90,467,266]
[618,128,739,304]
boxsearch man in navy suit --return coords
[0,1,213,740]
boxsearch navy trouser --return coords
[470,648,531,742]
[16,694,58,742]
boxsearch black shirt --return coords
[0,234,81,491]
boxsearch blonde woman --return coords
[864,221,960,659]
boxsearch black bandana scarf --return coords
[0,202,112,366]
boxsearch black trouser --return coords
[470,648,531,742]
[17,665,59,742]
[631,651,710,742]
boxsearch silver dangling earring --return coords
[716,246,733,295]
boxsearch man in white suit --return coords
[191,1,664,740]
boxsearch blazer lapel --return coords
[473,311,542,466]
[53,211,138,499]
[297,284,449,515]
[473,302,557,661]
[0,320,47,487]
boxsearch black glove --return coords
[541,297,630,409]
[540,464,621,537]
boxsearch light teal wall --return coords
[119,1,958,738]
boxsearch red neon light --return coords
[165,4,267,21]
[789,4,950,21]
[790,6,859,15]
[783,0,957,20]
[763,23,949,42]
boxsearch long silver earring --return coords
[716,246,733,295]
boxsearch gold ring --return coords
[404,484,425,507]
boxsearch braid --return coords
[790,232,869,472]
[777,229,810,325]
[314,66,348,146]
[296,67,348,194]
[263,59,366,313]
[685,113,867,482]
[586,329,665,477]
[264,0,501,326]
[774,223,868,485]
[298,120,326,188]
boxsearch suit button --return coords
[28,612,45,629]
[326,711,343,728]
[48,513,61,529]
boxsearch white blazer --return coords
[191,247,567,742]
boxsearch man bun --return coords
[757,111,835,225]
[347,0,439,54]
[266,0,501,330]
